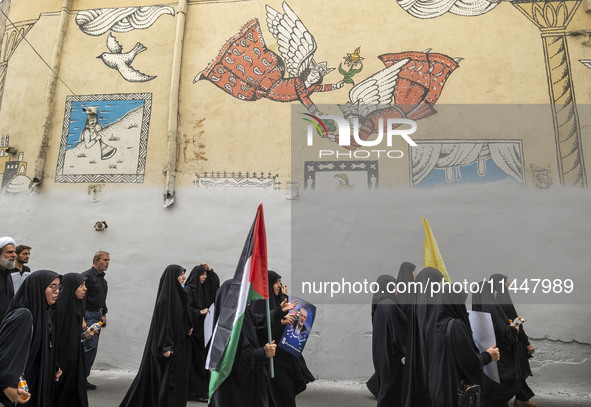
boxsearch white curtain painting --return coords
[411,141,524,186]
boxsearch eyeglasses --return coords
[48,284,63,293]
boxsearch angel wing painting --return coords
[194,2,343,115]
[335,51,461,148]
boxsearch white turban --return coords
[0,236,16,250]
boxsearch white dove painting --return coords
[98,33,156,82]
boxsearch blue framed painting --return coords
[55,93,152,183]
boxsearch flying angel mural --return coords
[194,2,344,115]
[332,51,461,148]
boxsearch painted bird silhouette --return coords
[98,33,156,82]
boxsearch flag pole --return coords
[265,298,275,378]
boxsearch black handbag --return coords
[446,319,482,407]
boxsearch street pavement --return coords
[87,370,591,407]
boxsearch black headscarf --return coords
[185,265,209,331]
[55,273,88,407]
[119,265,192,407]
[7,269,61,407]
[371,274,407,407]
[0,307,33,404]
[203,268,220,308]
[185,265,212,401]
[371,274,397,321]
[402,267,445,407]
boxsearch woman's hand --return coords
[264,341,276,358]
[280,299,297,313]
[281,314,295,326]
[55,368,62,382]
[4,387,31,404]
[163,350,172,358]
[200,308,210,315]
[188,328,193,336]
[486,345,500,362]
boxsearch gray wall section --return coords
[1,186,590,399]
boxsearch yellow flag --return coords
[422,217,451,282]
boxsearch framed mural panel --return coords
[55,93,152,183]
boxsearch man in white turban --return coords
[0,236,17,322]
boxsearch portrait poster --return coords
[278,296,316,357]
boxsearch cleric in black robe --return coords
[252,270,314,407]
[371,275,408,407]
[119,265,193,407]
[210,280,280,407]
[6,269,62,407]
[0,308,33,405]
[184,265,210,401]
[478,274,522,407]
[54,273,89,407]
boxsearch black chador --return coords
[119,265,192,407]
[0,308,33,405]
[210,280,277,407]
[184,265,210,401]
[372,275,407,407]
[403,267,493,407]
[478,275,521,407]
[253,271,314,407]
[6,269,61,407]
[396,262,416,317]
[54,273,89,407]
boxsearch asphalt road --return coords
[87,370,591,407]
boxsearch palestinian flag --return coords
[206,204,269,398]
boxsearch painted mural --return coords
[55,93,152,183]
[304,161,379,190]
[194,2,344,116]
[98,33,156,82]
[75,6,175,36]
[333,51,459,149]
[0,134,31,193]
[0,17,36,111]
[194,171,280,189]
[410,140,525,187]
[395,0,587,187]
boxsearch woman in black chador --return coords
[253,270,314,407]
[211,277,295,407]
[5,269,62,407]
[54,273,89,407]
[119,265,193,407]
[371,275,408,407]
[403,267,499,407]
[184,264,211,402]
[477,274,523,407]
[0,308,33,404]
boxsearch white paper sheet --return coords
[204,302,215,346]
[468,310,500,384]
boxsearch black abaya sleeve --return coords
[0,308,33,389]
[451,320,491,385]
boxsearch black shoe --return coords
[86,381,97,390]
[195,396,208,403]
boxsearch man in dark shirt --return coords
[10,244,31,294]
[82,250,110,390]
[0,237,16,323]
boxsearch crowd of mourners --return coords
[368,262,536,407]
[0,236,535,407]
[0,237,313,407]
